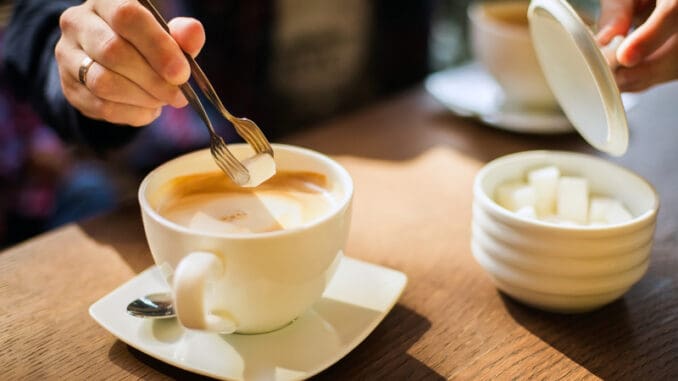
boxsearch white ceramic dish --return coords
[491,277,628,313]
[471,203,656,257]
[471,150,659,313]
[90,256,407,381]
[471,222,651,276]
[472,242,649,295]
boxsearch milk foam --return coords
[157,170,334,234]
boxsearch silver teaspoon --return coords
[126,292,176,319]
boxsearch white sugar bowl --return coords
[471,151,659,313]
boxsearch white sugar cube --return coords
[515,206,537,220]
[605,202,633,224]
[241,153,276,188]
[589,197,633,224]
[589,197,615,223]
[495,164,633,227]
[495,181,536,211]
[557,176,589,224]
[528,165,560,217]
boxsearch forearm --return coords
[3,0,139,152]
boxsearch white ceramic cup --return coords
[468,0,558,110]
[138,144,353,334]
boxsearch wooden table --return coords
[2,85,677,380]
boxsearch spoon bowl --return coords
[127,293,175,319]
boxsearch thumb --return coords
[168,17,206,58]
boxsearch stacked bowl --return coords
[472,151,659,313]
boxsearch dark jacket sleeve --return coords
[3,0,139,152]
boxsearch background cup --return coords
[138,144,353,334]
[468,0,558,111]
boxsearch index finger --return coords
[597,0,635,44]
[90,0,190,85]
[617,1,678,67]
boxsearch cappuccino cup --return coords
[468,0,558,111]
[138,144,353,334]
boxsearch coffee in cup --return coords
[139,144,353,334]
[156,170,334,234]
[468,0,558,111]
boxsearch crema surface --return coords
[156,171,335,234]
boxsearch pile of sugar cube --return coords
[494,165,633,225]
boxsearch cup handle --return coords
[173,251,237,333]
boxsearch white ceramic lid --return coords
[528,0,628,156]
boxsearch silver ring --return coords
[78,56,95,86]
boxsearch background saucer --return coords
[425,62,640,134]
[90,256,407,381]
[425,62,572,134]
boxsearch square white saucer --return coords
[89,256,407,381]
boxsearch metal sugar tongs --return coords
[139,0,273,186]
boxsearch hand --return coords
[55,0,205,126]
[597,0,678,92]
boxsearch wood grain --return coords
[1,87,677,380]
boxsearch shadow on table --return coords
[79,201,154,274]
[500,267,678,380]
[108,304,437,380]
[501,294,634,380]
[109,340,219,380]
[314,304,442,380]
